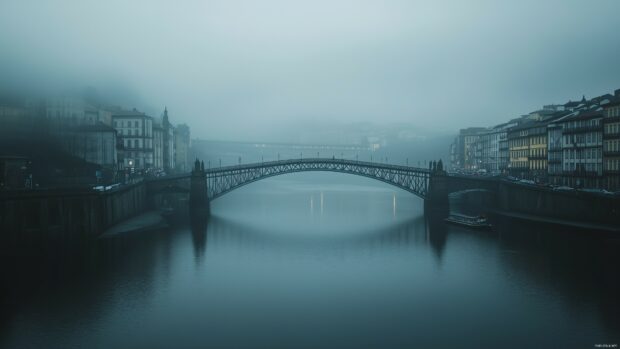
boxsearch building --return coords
[506,109,572,181]
[557,108,604,188]
[174,124,191,172]
[45,96,112,130]
[507,122,532,178]
[602,91,620,190]
[452,127,486,170]
[474,122,516,174]
[153,122,164,170]
[111,108,154,170]
[547,119,567,185]
[161,107,175,172]
[62,123,118,169]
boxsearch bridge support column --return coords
[190,159,209,215]
[424,162,449,217]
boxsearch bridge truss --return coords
[203,158,430,200]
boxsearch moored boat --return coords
[445,213,492,229]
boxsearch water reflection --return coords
[1,174,619,349]
[190,214,208,262]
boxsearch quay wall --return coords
[0,182,147,246]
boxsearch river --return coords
[1,172,618,349]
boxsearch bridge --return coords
[145,158,620,231]
[147,158,440,210]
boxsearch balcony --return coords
[562,126,602,134]
[529,155,547,160]
[603,132,620,140]
[122,147,154,152]
[603,150,620,157]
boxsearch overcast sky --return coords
[1,0,619,140]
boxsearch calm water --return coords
[1,173,619,349]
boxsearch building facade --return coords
[558,109,604,188]
[475,122,515,174]
[452,127,486,171]
[174,124,191,172]
[602,92,620,190]
[62,124,118,169]
[153,123,164,170]
[112,109,154,170]
[161,108,175,172]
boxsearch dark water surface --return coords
[1,173,619,349]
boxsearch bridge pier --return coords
[190,159,210,215]
[424,161,449,217]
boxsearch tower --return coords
[162,107,173,172]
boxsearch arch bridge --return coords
[147,158,448,210]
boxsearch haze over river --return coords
[1,173,619,349]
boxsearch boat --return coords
[445,213,492,229]
[160,207,176,220]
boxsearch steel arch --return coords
[203,158,430,200]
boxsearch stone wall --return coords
[0,182,147,247]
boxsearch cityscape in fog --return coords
[1,1,619,349]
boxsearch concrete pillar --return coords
[424,168,449,216]
[190,159,209,215]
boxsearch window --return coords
[135,121,139,128]
[134,140,139,148]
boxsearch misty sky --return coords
[1,0,620,140]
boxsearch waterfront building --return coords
[111,108,154,170]
[449,138,458,171]
[153,122,164,170]
[507,122,532,178]
[547,118,568,185]
[62,123,118,169]
[475,122,516,174]
[453,127,486,170]
[602,91,620,190]
[174,124,191,172]
[557,108,604,188]
[161,107,175,172]
[507,111,567,181]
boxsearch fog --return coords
[1,0,620,140]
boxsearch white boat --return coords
[445,213,492,229]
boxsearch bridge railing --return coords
[203,158,431,175]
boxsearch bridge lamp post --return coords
[219,158,221,168]
[277,153,280,161]
[407,158,409,166]
[317,152,319,158]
